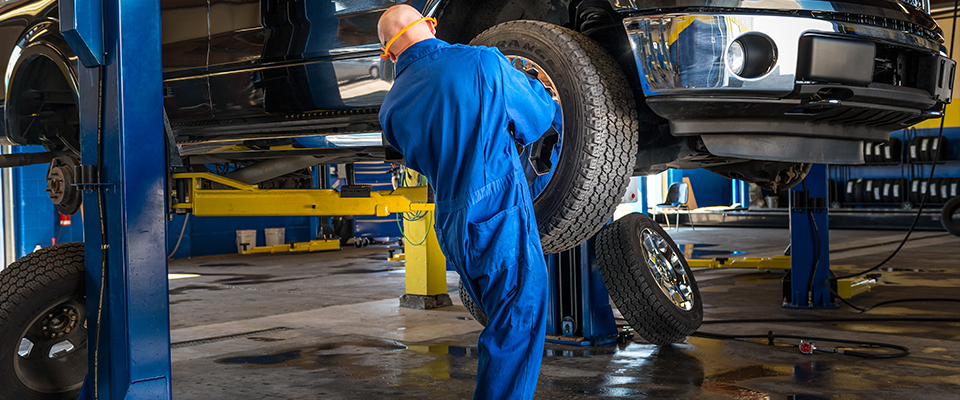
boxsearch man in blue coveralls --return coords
[377,5,562,399]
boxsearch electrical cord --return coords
[93,63,107,400]
[617,316,960,358]
[815,4,960,313]
[394,167,431,246]
[831,0,957,282]
[168,213,190,258]
[690,331,910,358]
[800,180,822,306]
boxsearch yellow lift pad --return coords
[243,239,341,254]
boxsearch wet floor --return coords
[168,228,960,399]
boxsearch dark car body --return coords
[0,0,953,185]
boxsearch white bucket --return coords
[236,230,257,253]
[264,228,285,247]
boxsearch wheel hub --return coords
[640,228,695,311]
[41,305,80,339]
[504,55,563,200]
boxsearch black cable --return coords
[858,298,960,312]
[691,331,910,358]
[832,0,958,282]
[698,316,960,324]
[93,64,107,400]
[800,180,822,306]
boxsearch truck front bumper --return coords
[623,12,955,164]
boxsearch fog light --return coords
[726,40,745,76]
[726,33,777,79]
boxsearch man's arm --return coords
[485,49,561,146]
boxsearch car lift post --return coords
[545,238,620,345]
[783,164,837,308]
[62,0,174,398]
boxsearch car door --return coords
[161,0,213,122]
[207,0,397,120]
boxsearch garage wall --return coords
[166,215,314,259]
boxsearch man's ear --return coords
[428,22,437,35]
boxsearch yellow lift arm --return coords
[687,256,879,298]
[171,172,447,299]
[171,172,433,217]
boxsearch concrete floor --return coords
[167,227,960,399]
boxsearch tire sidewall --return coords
[471,28,590,232]
[942,196,960,237]
[0,243,86,400]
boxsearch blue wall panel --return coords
[167,215,313,258]
[678,168,734,208]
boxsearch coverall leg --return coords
[435,172,548,400]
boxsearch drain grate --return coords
[171,327,291,349]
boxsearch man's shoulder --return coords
[441,43,504,63]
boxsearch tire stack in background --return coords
[832,128,959,210]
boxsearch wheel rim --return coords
[504,55,562,201]
[639,228,695,311]
[14,297,87,394]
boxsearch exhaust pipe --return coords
[224,156,321,185]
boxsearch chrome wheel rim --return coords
[504,55,562,201]
[639,228,695,311]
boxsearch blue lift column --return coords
[62,0,173,398]
[545,238,620,346]
[783,164,837,309]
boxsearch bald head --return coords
[378,5,436,61]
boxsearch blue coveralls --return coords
[379,39,561,399]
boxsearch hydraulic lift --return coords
[57,1,847,398]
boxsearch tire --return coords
[0,243,86,400]
[596,213,703,345]
[942,196,960,237]
[457,279,487,326]
[885,138,902,163]
[471,21,639,254]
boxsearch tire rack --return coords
[830,127,960,210]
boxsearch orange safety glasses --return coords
[380,17,437,60]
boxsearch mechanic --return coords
[377,5,562,399]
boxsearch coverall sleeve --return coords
[378,109,403,155]
[483,49,561,146]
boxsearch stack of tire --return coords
[908,136,950,163]
[863,138,902,164]
[908,178,960,206]
[844,178,906,205]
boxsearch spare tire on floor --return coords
[471,21,639,254]
[942,196,960,237]
[457,279,487,327]
[0,242,86,400]
[597,213,702,345]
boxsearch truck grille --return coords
[810,11,941,43]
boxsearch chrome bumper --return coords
[623,12,947,97]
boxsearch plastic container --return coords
[236,230,256,253]
[264,228,285,247]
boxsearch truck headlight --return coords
[726,34,778,79]
[726,41,745,76]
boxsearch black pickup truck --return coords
[0,0,953,253]
[0,1,953,398]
